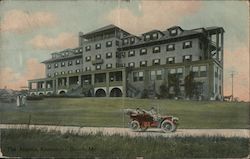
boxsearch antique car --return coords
[124,108,179,133]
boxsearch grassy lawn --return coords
[0,97,249,128]
[1,129,249,158]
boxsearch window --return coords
[68,61,72,66]
[61,71,65,75]
[85,56,91,61]
[68,70,73,74]
[183,41,192,49]
[47,73,51,77]
[200,66,207,77]
[152,33,158,40]
[133,71,144,82]
[54,63,58,68]
[76,59,81,65]
[128,62,135,68]
[153,46,160,53]
[156,70,162,80]
[128,50,135,57]
[153,59,160,65]
[47,64,51,69]
[177,68,183,78]
[76,69,80,73]
[166,44,175,51]
[106,41,112,47]
[85,67,91,71]
[96,54,101,59]
[167,57,175,64]
[170,29,177,36]
[123,39,128,45]
[85,45,91,51]
[54,72,58,76]
[62,53,65,57]
[215,67,218,78]
[140,48,147,55]
[106,52,112,59]
[79,48,83,52]
[106,63,112,69]
[140,61,147,67]
[61,62,65,67]
[183,55,192,62]
[95,43,101,49]
[150,71,156,80]
[145,34,150,41]
[96,65,101,70]
[169,68,176,74]
[192,66,199,77]
[116,40,120,46]
[130,37,135,44]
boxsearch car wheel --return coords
[130,120,140,131]
[161,120,175,133]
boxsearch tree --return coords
[184,71,195,99]
[168,74,180,98]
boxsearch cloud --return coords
[27,32,78,50]
[0,9,58,33]
[105,0,201,34]
[224,46,249,101]
[0,58,45,90]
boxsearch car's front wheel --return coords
[161,120,175,133]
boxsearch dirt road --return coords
[0,124,249,138]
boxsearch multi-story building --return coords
[28,24,224,100]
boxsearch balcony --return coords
[92,59,104,65]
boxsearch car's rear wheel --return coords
[130,120,140,131]
[161,120,175,133]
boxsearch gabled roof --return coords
[142,29,164,35]
[82,24,130,37]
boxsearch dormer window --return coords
[96,54,101,59]
[166,44,175,51]
[153,46,160,53]
[140,48,147,55]
[183,41,192,49]
[95,43,101,49]
[145,34,150,41]
[170,29,177,36]
[130,37,135,44]
[152,33,158,40]
[123,39,128,45]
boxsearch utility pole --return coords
[230,71,237,101]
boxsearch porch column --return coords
[55,78,58,94]
[78,75,81,86]
[216,31,219,61]
[66,77,69,88]
[106,72,110,97]
[122,69,126,97]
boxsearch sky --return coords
[0,0,249,101]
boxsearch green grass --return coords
[0,97,249,128]
[1,129,249,158]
